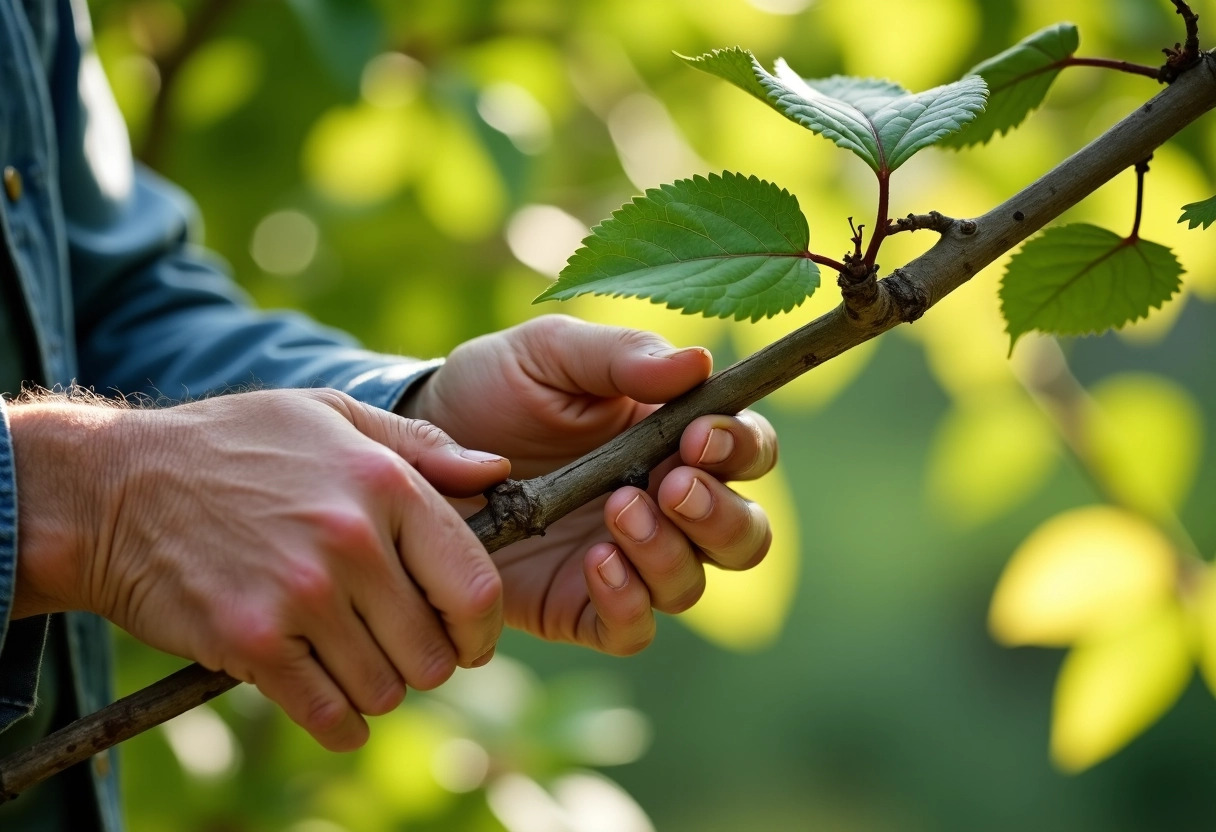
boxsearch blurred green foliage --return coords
[88,0,1216,829]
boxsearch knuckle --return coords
[350,448,410,492]
[410,638,458,691]
[736,525,773,572]
[362,673,407,716]
[313,507,380,553]
[720,505,759,553]
[223,610,287,666]
[305,694,352,736]
[657,578,706,615]
[611,626,655,657]
[402,418,451,449]
[455,564,503,620]
[283,560,338,612]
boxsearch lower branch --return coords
[3,51,1215,807]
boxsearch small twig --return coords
[885,212,977,237]
[1129,155,1153,240]
[1060,56,1162,80]
[847,217,864,259]
[1160,0,1202,83]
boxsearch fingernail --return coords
[471,647,496,668]
[615,494,657,543]
[673,477,714,521]
[461,449,506,464]
[597,549,628,589]
[697,428,734,465]
[649,346,706,360]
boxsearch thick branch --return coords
[4,51,1215,807]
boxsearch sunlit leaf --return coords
[1193,566,1216,699]
[989,506,1178,647]
[1179,195,1216,230]
[359,708,455,817]
[417,113,507,240]
[678,48,988,173]
[680,464,799,651]
[302,101,424,205]
[171,38,262,127]
[820,0,979,91]
[946,23,1079,148]
[285,0,384,96]
[1087,373,1204,518]
[534,172,820,322]
[1051,603,1191,773]
[927,390,1057,526]
[1000,224,1183,352]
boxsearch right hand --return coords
[9,389,510,751]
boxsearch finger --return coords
[313,390,511,497]
[250,638,370,752]
[657,467,772,571]
[516,315,712,403]
[392,464,504,666]
[306,605,406,716]
[604,487,706,614]
[679,410,778,482]
[354,560,466,689]
[580,543,656,655]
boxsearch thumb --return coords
[518,316,713,404]
[321,392,511,497]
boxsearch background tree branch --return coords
[3,50,1214,807]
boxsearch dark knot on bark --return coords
[882,269,930,323]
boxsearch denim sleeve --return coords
[0,399,50,733]
[53,0,438,409]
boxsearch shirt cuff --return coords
[0,398,51,732]
[327,357,444,414]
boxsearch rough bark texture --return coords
[3,50,1215,806]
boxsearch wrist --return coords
[8,401,132,618]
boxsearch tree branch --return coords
[3,51,1215,807]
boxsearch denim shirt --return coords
[0,0,440,827]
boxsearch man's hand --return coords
[9,389,509,751]
[402,315,777,656]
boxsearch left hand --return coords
[400,315,777,656]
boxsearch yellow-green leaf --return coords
[926,389,1058,526]
[680,464,798,651]
[1087,373,1204,519]
[1192,566,1216,699]
[1051,603,1192,773]
[989,506,1177,647]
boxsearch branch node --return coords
[882,269,930,323]
[838,256,881,321]
[619,467,651,491]
[483,479,546,539]
[1159,1,1201,83]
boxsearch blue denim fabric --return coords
[0,0,442,828]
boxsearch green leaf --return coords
[678,48,987,174]
[1179,195,1216,230]
[946,23,1080,148]
[286,0,384,97]
[1000,224,1183,352]
[675,47,772,104]
[533,172,819,322]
